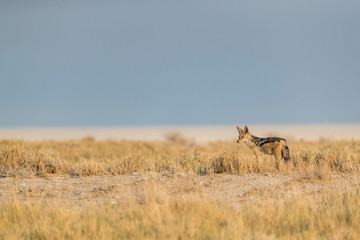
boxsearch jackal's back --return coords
[254,137,286,147]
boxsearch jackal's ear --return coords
[236,125,243,133]
[244,125,249,133]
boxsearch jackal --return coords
[236,125,290,162]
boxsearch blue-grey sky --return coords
[1,1,359,127]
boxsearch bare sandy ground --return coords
[1,124,360,143]
[1,172,359,210]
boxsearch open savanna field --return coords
[1,133,360,239]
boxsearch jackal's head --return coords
[236,125,251,143]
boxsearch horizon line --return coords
[1,122,360,129]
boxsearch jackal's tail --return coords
[282,145,290,161]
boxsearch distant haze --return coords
[1,1,359,127]
[1,125,360,143]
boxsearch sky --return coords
[1,0,359,127]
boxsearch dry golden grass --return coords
[1,138,360,239]
[0,138,359,179]
[0,184,359,239]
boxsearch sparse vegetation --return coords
[0,138,360,239]
[1,184,359,239]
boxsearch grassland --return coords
[1,137,360,239]
[1,136,359,178]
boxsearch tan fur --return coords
[236,125,290,162]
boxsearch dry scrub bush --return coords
[0,145,62,177]
[209,148,277,174]
[289,141,359,181]
[164,132,192,146]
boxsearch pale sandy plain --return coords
[1,124,360,143]
[1,172,359,210]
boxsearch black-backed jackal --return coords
[236,125,290,162]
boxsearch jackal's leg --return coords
[274,148,283,170]
[252,150,260,160]
[274,149,282,161]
